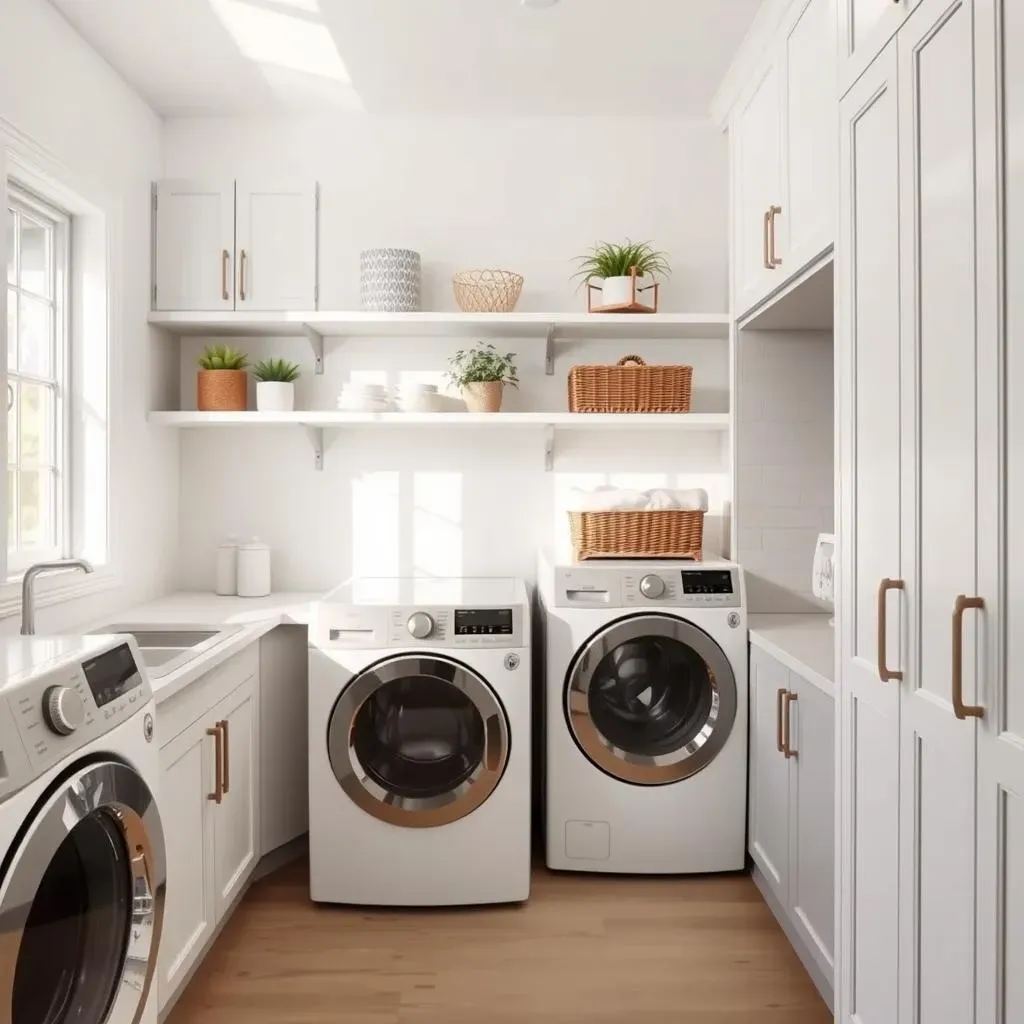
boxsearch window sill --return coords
[0,567,119,623]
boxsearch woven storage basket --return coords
[567,355,693,413]
[568,509,705,561]
[452,269,524,313]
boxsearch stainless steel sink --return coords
[117,629,221,649]
[90,623,243,678]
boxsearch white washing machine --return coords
[309,577,531,906]
[0,634,165,1024]
[538,549,748,874]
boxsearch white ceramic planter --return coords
[599,275,638,307]
[256,381,295,412]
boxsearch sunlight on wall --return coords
[351,470,399,578]
[413,472,463,578]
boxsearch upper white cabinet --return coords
[838,0,921,96]
[154,179,318,312]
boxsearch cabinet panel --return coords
[213,677,259,921]
[837,44,901,1024]
[897,3,977,1023]
[839,0,917,96]
[157,719,215,1010]
[749,648,791,904]
[154,180,235,312]
[235,183,318,311]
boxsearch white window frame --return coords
[6,182,72,573]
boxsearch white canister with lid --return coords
[214,536,239,596]
[237,537,272,598]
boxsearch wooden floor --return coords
[167,861,830,1024]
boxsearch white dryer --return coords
[0,635,165,1024]
[538,549,748,874]
[309,577,531,906]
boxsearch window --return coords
[5,184,70,571]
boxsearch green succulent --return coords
[572,240,671,285]
[198,345,248,371]
[446,342,520,389]
[253,358,300,383]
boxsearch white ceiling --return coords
[50,0,764,117]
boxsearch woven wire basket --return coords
[452,269,524,313]
[568,509,705,561]
[568,355,693,413]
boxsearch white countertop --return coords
[748,614,835,696]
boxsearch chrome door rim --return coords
[327,655,511,828]
[0,759,166,1024]
[565,613,737,786]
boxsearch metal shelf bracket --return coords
[544,326,556,376]
[544,425,555,472]
[302,325,324,375]
[306,426,324,470]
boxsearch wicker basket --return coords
[452,269,524,313]
[568,355,693,413]
[568,509,705,561]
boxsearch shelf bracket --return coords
[544,425,555,472]
[544,326,556,376]
[303,325,324,375]
[305,426,324,470]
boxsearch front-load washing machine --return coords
[0,634,165,1024]
[538,549,747,874]
[309,577,531,906]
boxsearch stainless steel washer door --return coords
[327,655,511,828]
[0,759,166,1024]
[565,613,738,786]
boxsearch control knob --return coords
[639,574,666,600]
[43,686,86,736]
[407,612,435,640]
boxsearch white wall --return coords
[0,0,179,631]
[736,328,834,612]
[164,115,730,590]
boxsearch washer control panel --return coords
[317,603,525,648]
[555,563,742,609]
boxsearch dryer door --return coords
[327,655,510,828]
[565,613,738,786]
[0,759,165,1024]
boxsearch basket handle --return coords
[617,355,647,366]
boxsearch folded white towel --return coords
[569,486,708,513]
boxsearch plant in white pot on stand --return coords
[253,358,300,412]
[573,240,671,311]
[446,342,519,413]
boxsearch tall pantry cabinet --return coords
[837,0,1023,1021]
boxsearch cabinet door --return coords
[749,647,792,905]
[235,182,318,311]
[897,3,978,1023]
[157,717,216,1010]
[213,676,260,921]
[836,42,902,1024]
[153,180,235,312]
[782,0,838,272]
[974,2,1024,1021]
[733,59,783,315]
[788,672,835,986]
[838,0,918,96]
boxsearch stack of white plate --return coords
[337,382,394,412]
[395,383,442,413]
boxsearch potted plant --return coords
[197,345,248,411]
[253,358,300,412]
[446,342,519,413]
[573,240,671,309]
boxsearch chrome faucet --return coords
[21,559,94,635]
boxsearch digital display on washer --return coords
[681,570,735,595]
[454,608,514,636]
[82,642,142,707]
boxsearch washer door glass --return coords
[566,614,737,785]
[0,760,166,1024]
[328,655,510,828]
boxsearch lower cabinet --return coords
[748,644,835,1008]
[158,670,260,1012]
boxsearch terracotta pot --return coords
[462,381,504,413]
[197,370,247,411]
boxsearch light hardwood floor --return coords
[167,861,831,1024]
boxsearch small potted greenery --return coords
[253,358,300,412]
[573,240,671,309]
[446,342,519,413]
[197,345,248,411]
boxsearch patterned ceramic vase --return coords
[360,248,421,312]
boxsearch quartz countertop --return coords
[748,613,835,696]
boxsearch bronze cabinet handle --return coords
[782,691,798,759]
[220,719,230,794]
[952,595,985,719]
[239,249,248,301]
[776,687,786,752]
[877,578,905,681]
[763,210,772,270]
[768,205,783,266]
[221,249,230,301]
[207,726,223,803]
